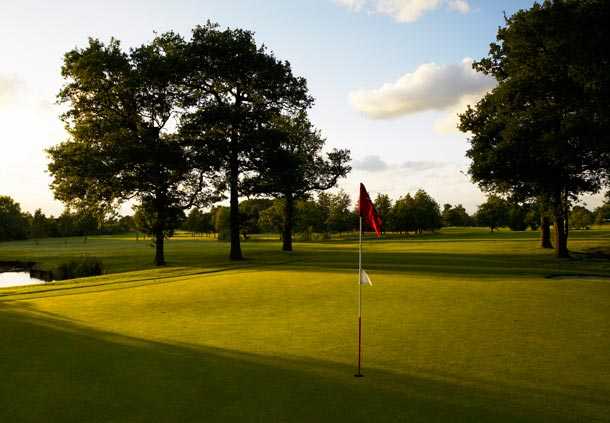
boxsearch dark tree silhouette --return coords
[48,34,217,265]
[459,0,610,257]
[181,23,312,259]
[247,112,351,251]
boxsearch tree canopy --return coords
[459,0,610,257]
[246,112,351,250]
[179,23,314,259]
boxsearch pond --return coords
[0,271,48,288]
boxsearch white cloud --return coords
[334,0,470,22]
[335,0,367,11]
[375,0,441,22]
[353,154,389,171]
[350,58,495,119]
[401,160,447,171]
[447,0,470,14]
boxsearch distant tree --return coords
[48,34,217,265]
[180,23,313,259]
[524,207,541,231]
[258,200,285,235]
[374,194,392,233]
[30,209,49,239]
[570,206,594,229]
[411,190,442,233]
[212,207,231,240]
[294,199,326,239]
[239,199,274,238]
[442,203,471,227]
[0,196,28,241]
[134,204,186,242]
[392,194,416,234]
[324,190,353,235]
[183,208,213,235]
[476,196,509,232]
[459,0,610,257]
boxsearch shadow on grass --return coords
[249,248,610,280]
[1,305,607,422]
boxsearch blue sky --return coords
[2,0,601,214]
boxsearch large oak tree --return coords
[459,0,610,257]
[180,23,312,260]
[48,34,216,265]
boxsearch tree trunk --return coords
[540,216,553,248]
[228,151,243,260]
[552,195,569,258]
[282,193,294,252]
[154,230,166,266]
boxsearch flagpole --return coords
[356,216,363,377]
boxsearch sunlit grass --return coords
[1,228,609,421]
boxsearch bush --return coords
[53,256,104,280]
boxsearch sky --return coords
[0,0,604,215]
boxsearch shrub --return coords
[53,256,103,280]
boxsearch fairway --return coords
[1,229,610,422]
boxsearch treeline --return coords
[184,191,610,239]
[0,196,132,242]
[3,190,608,244]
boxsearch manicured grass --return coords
[1,228,609,421]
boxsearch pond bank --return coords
[0,261,54,282]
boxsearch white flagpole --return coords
[356,216,363,377]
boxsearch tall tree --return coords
[181,23,313,259]
[247,112,351,251]
[459,0,610,257]
[48,34,216,265]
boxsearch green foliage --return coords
[0,196,28,241]
[570,206,594,229]
[459,0,610,256]
[475,196,509,232]
[133,203,185,239]
[258,200,285,234]
[318,190,353,234]
[53,256,104,280]
[183,209,213,234]
[441,203,472,227]
[48,33,217,265]
[391,190,442,233]
[374,194,392,232]
[294,199,326,234]
[245,112,351,250]
[180,23,314,259]
[30,209,49,239]
[213,207,231,241]
[507,204,529,231]
[239,199,274,237]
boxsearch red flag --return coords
[358,183,382,237]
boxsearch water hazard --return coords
[0,271,47,288]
